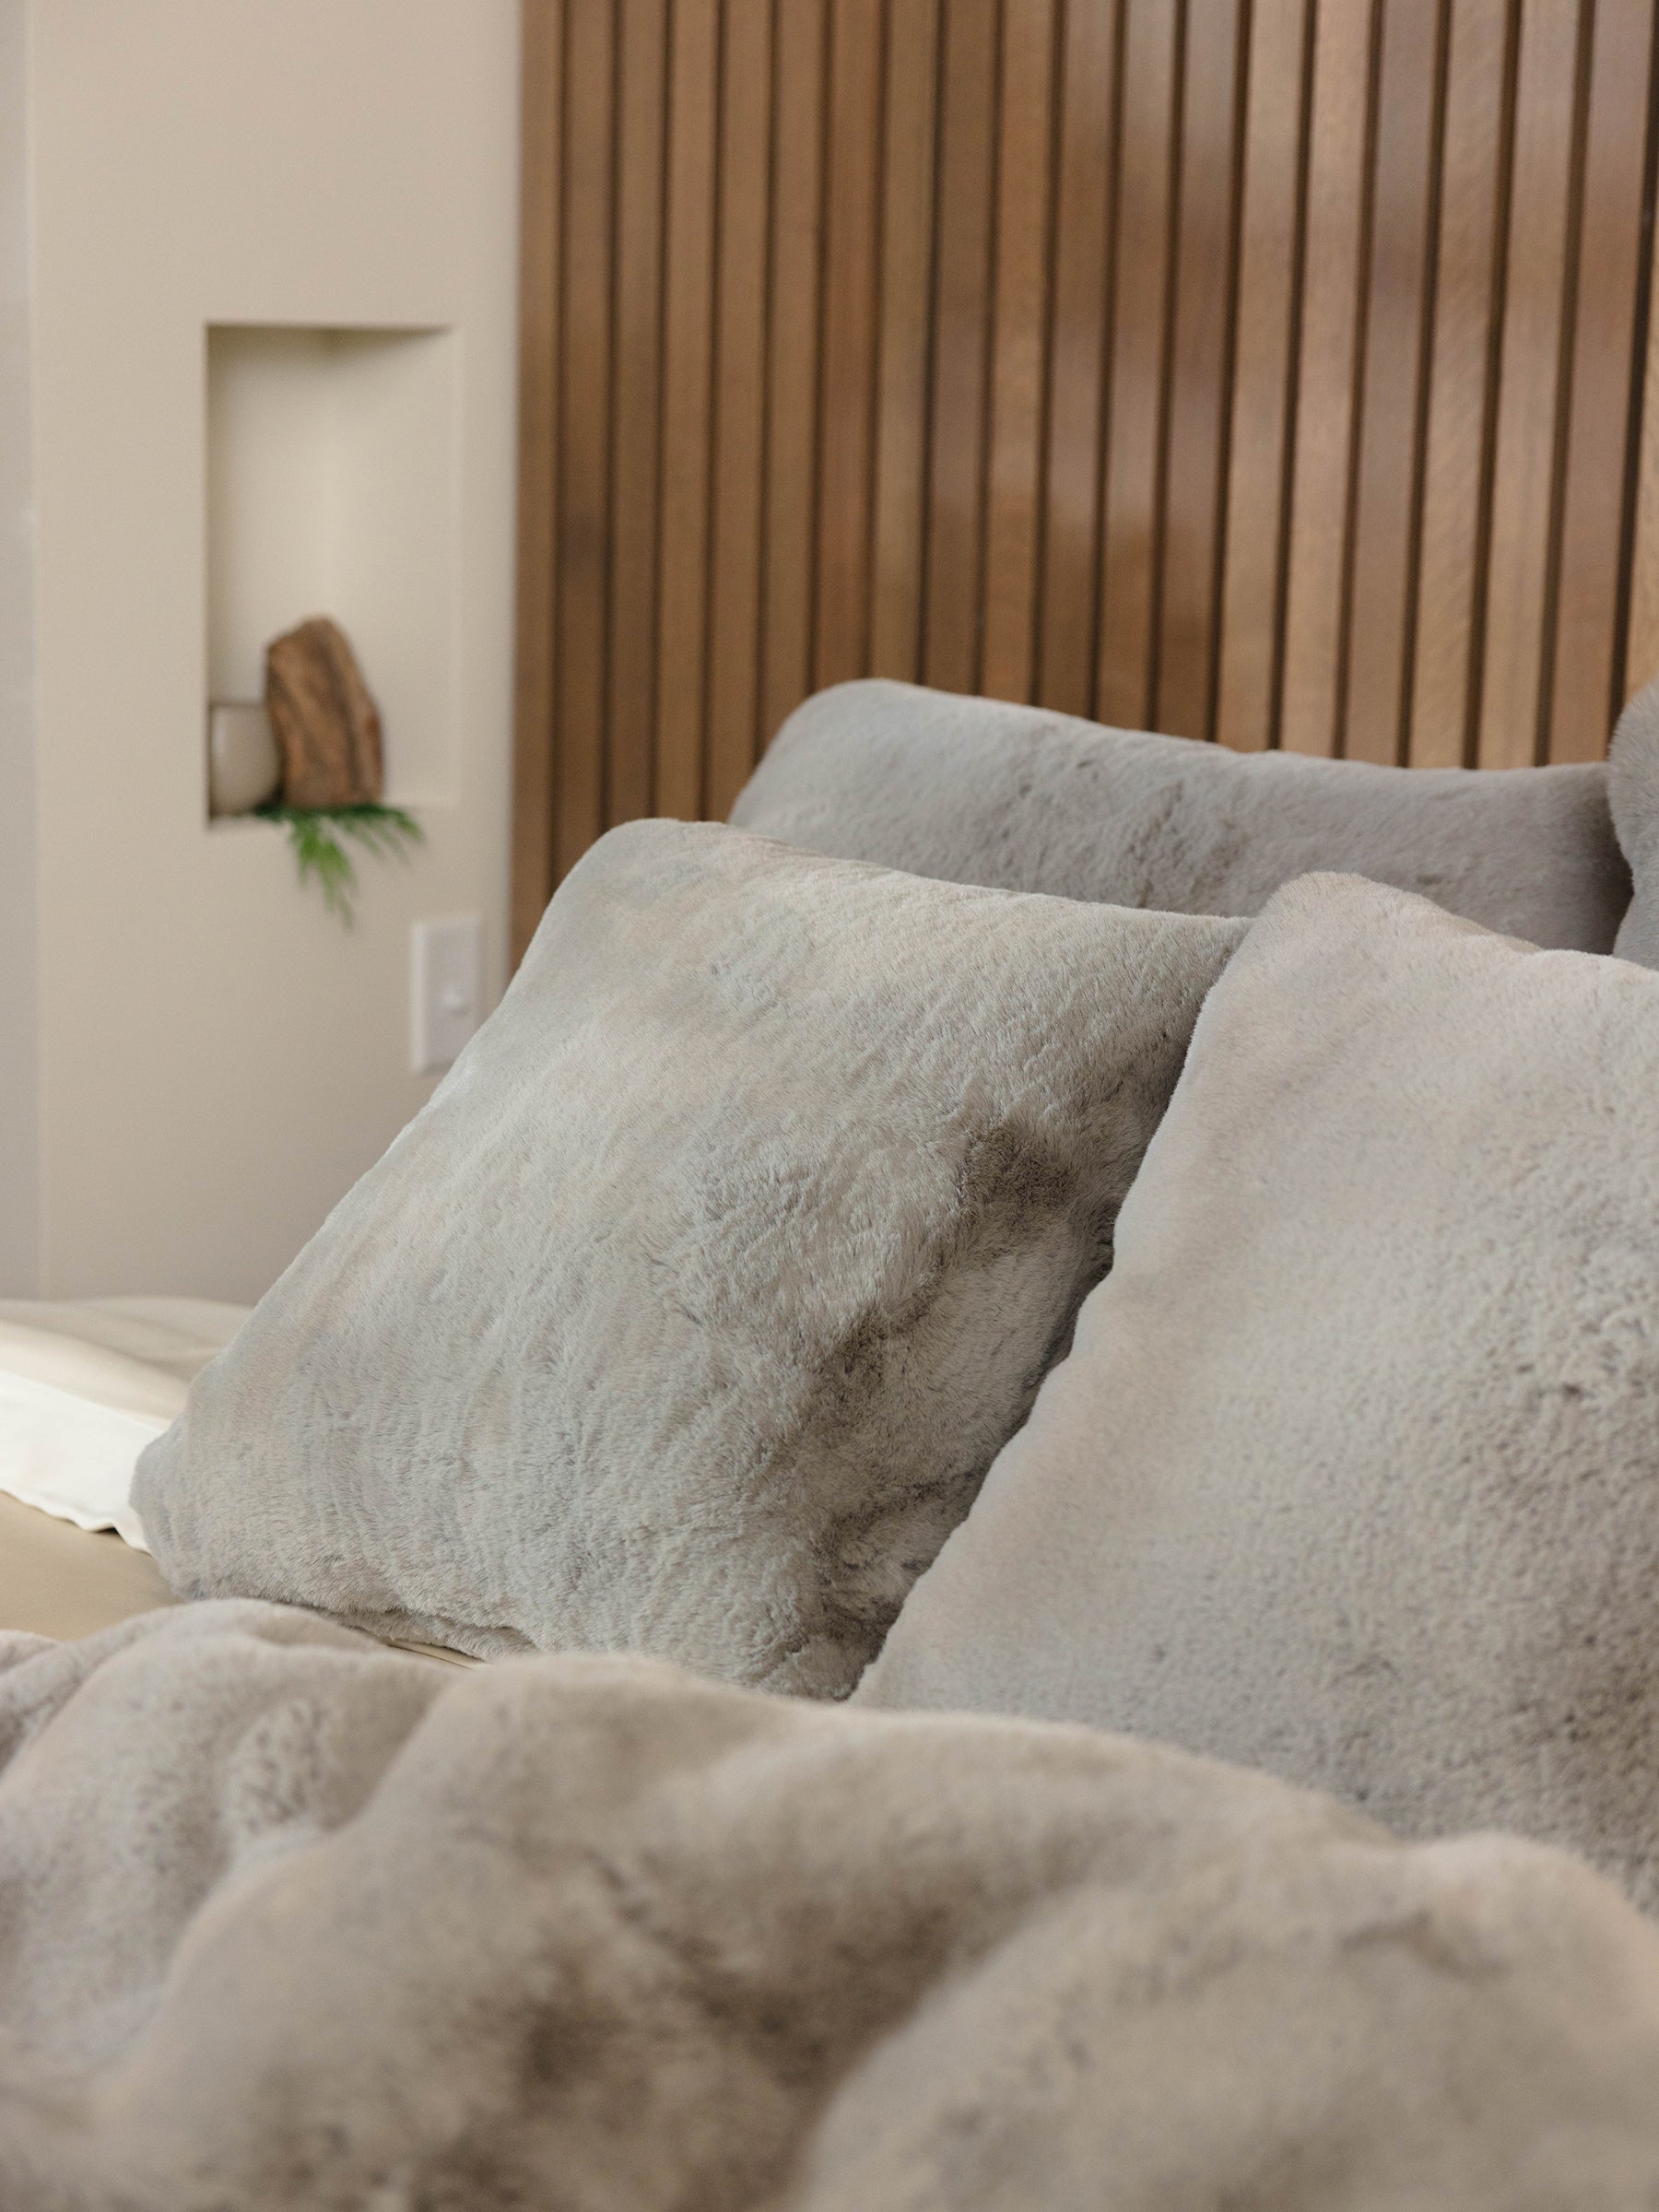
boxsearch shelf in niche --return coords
[205,323,459,820]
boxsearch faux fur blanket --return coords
[6,1605,1659,2209]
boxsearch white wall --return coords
[205,325,462,806]
[0,0,40,1297]
[9,0,519,1300]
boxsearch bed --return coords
[12,693,1659,2206]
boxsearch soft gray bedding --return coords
[861,874,1659,1908]
[135,822,1243,1697]
[1609,675,1659,962]
[32,699,1659,2205]
[732,677,1639,952]
[6,1602,1659,2211]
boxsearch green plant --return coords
[254,801,424,926]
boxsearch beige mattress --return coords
[0,1491,175,1641]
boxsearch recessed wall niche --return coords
[205,324,459,815]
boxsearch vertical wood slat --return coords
[553,0,616,877]
[924,0,1001,696]
[705,0,775,816]
[514,0,1659,922]
[869,0,942,681]
[1037,0,1122,719]
[1096,0,1182,732]
[1548,0,1656,760]
[606,0,670,828]
[1214,0,1310,754]
[1342,0,1443,768]
[1277,0,1376,757]
[511,0,562,963]
[982,0,1060,704]
[1157,0,1247,740]
[655,0,721,819]
[1626,134,1659,697]
[815,0,888,692]
[1407,0,1511,770]
[1477,0,1586,770]
[759,0,830,744]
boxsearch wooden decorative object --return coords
[265,617,384,809]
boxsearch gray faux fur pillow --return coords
[135,821,1244,1695]
[1609,674,1659,966]
[859,874,1659,1906]
[733,678,1638,951]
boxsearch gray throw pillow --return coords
[732,678,1637,952]
[135,821,1244,1696]
[1610,674,1659,967]
[858,874,1659,1907]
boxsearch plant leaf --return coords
[253,800,421,926]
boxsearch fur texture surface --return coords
[135,821,1243,1695]
[1609,674,1659,964]
[7,1603,1659,2210]
[859,876,1659,1909]
[733,678,1636,949]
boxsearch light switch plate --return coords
[411,916,484,1075]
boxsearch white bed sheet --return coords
[0,1300,477,1665]
[0,1300,248,1551]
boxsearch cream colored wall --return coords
[0,0,41,1297]
[18,0,519,1300]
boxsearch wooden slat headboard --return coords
[512,0,1659,959]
